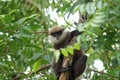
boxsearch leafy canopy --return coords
[0,0,120,80]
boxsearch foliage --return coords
[0,0,120,80]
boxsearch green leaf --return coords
[23,26,31,32]
[87,47,94,54]
[74,43,81,50]
[112,58,118,67]
[31,53,42,61]
[53,50,60,62]
[8,9,19,15]
[15,14,39,25]
[4,14,14,23]
[60,48,69,57]
[97,1,103,9]
[86,3,91,14]
[48,48,56,52]
[80,4,86,13]
[15,32,32,38]
[90,2,96,14]
[66,46,74,55]
[91,22,100,27]
[33,60,41,72]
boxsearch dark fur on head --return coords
[49,26,71,48]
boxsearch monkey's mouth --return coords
[56,36,60,40]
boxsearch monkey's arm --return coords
[52,54,63,79]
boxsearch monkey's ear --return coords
[71,30,83,37]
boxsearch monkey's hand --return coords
[58,65,72,73]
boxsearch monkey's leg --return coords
[52,55,63,79]
[73,55,87,79]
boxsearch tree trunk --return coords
[59,56,73,80]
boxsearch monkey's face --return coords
[51,30,63,40]
[49,29,65,45]
[49,26,70,45]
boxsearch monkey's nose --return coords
[56,36,60,40]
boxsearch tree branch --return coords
[12,64,51,80]
[31,64,51,74]
[31,31,48,34]
[12,64,119,79]
[87,69,119,79]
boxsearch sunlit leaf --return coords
[8,9,19,15]
[74,43,80,50]
[91,22,100,27]
[97,1,103,9]
[15,14,39,25]
[87,47,94,54]
[33,60,41,72]
[90,2,96,14]
[86,3,91,14]
[66,46,74,55]
[60,48,69,57]
[80,4,85,13]
[54,50,61,62]
[48,48,55,52]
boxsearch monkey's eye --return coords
[51,31,63,39]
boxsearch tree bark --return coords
[59,56,73,80]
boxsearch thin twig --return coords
[63,16,73,27]
[87,69,119,79]
[31,31,48,34]
[31,64,51,74]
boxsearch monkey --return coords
[49,26,87,80]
